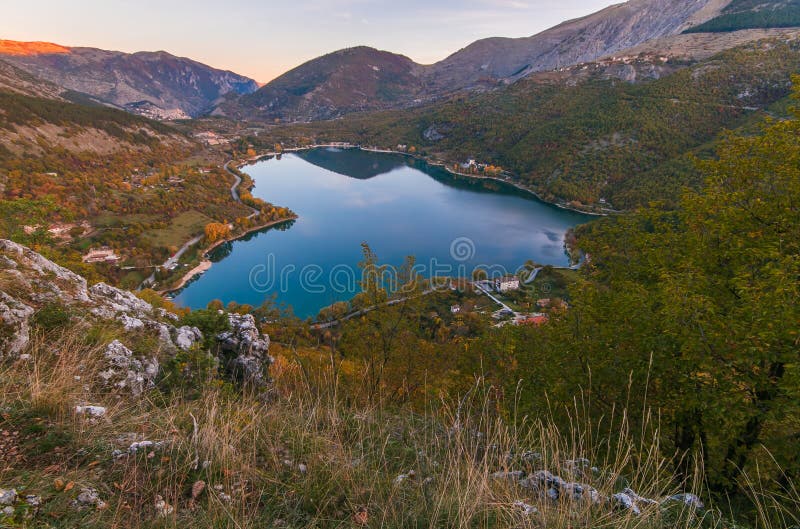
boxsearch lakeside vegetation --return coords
[250,81,800,523]
[252,39,800,212]
[0,90,297,291]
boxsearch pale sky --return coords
[0,0,620,83]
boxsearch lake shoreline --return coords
[239,144,613,217]
[159,215,297,296]
[173,148,589,316]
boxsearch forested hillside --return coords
[0,90,255,287]
[261,38,800,211]
[686,0,800,32]
[274,82,800,523]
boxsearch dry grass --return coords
[0,325,796,528]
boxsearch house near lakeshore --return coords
[538,298,568,310]
[513,313,548,326]
[494,275,520,292]
[82,247,120,264]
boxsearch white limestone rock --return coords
[173,325,202,350]
[99,340,159,396]
[0,488,17,506]
[75,405,107,418]
[0,292,34,359]
[216,313,272,387]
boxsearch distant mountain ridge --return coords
[425,0,731,90]
[221,0,741,122]
[6,0,800,123]
[0,40,259,119]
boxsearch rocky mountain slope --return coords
[0,58,64,100]
[424,0,731,91]
[0,40,259,119]
[217,46,426,122]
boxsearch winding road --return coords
[224,160,260,220]
[138,160,259,290]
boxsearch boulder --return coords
[0,292,34,359]
[98,340,159,397]
[75,405,107,419]
[0,488,17,506]
[173,326,202,350]
[216,313,272,387]
[664,493,704,509]
[72,488,106,510]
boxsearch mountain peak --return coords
[218,45,423,122]
[0,39,71,56]
[0,42,258,118]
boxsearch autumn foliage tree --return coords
[204,222,231,243]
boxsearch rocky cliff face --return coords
[0,41,259,119]
[0,240,272,388]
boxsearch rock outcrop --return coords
[98,340,159,397]
[0,292,35,357]
[0,240,273,394]
[493,466,704,516]
[217,313,273,387]
[0,239,200,358]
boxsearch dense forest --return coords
[685,0,800,33]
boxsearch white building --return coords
[83,248,120,264]
[494,275,520,292]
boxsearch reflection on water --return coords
[175,148,591,318]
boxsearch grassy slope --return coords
[0,318,749,529]
[142,210,215,249]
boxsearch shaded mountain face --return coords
[219,46,425,122]
[0,58,64,100]
[0,40,259,119]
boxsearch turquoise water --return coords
[174,148,590,318]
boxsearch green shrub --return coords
[32,302,71,330]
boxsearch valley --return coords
[0,0,799,527]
